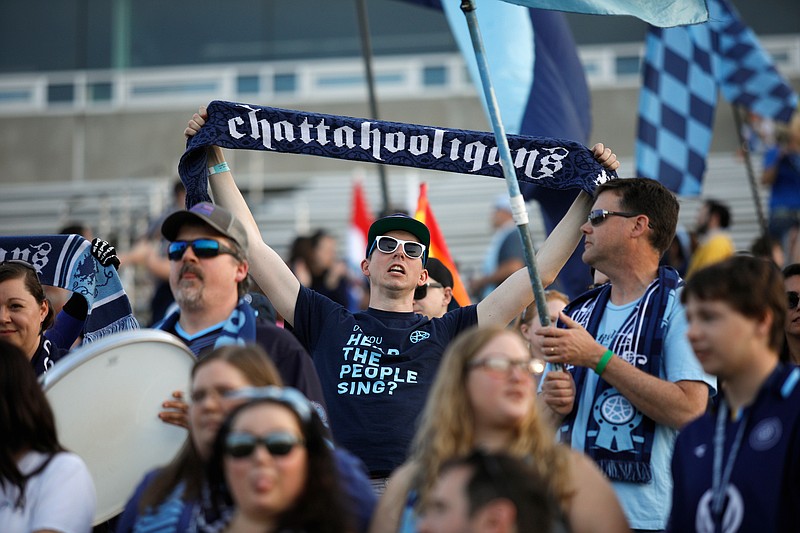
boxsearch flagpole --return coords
[731,104,768,236]
[459,0,560,368]
[355,0,391,214]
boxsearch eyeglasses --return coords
[225,431,305,459]
[225,386,313,423]
[414,282,444,300]
[586,209,642,227]
[788,291,800,310]
[368,235,426,260]
[468,356,538,377]
[167,239,238,261]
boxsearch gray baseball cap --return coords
[161,202,249,249]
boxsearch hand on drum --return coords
[159,390,189,429]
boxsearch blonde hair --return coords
[515,290,570,333]
[409,326,573,508]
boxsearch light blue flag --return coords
[441,0,533,134]
[636,0,797,196]
[499,0,708,27]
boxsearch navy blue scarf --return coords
[155,297,257,354]
[178,101,617,207]
[558,266,682,483]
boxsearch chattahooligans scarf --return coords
[558,266,682,483]
[0,235,139,343]
[178,101,617,207]
[155,297,257,354]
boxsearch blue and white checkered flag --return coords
[636,0,797,196]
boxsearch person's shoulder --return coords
[35,451,93,486]
[256,320,304,347]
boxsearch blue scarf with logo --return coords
[154,297,257,354]
[558,266,682,483]
[0,235,139,343]
[178,100,617,207]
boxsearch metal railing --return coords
[0,35,796,116]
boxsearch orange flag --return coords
[414,183,471,306]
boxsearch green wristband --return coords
[595,349,614,376]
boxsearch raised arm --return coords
[476,191,592,326]
[476,144,617,327]
[185,108,301,325]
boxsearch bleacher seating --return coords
[0,150,771,312]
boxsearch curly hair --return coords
[409,326,573,510]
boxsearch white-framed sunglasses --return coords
[369,235,426,260]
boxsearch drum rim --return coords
[39,329,194,390]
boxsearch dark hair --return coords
[440,451,559,533]
[173,179,186,199]
[682,255,786,352]
[0,262,54,333]
[59,222,92,237]
[783,263,800,279]
[288,235,314,267]
[206,395,351,533]
[704,199,731,229]
[594,178,679,255]
[0,340,65,509]
[751,234,783,265]
[138,344,283,512]
[310,228,331,248]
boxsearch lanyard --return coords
[711,400,749,520]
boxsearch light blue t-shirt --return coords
[542,288,715,530]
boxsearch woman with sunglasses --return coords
[202,387,353,533]
[370,326,629,533]
[0,340,96,532]
[117,344,373,533]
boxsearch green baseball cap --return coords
[366,213,430,264]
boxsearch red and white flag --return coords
[347,179,374,276]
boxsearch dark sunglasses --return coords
[587,209,642,227]
[167,239,237,261]
[369,235,426,260]
[413,282,444,300]
[789,291,800,310]
[225,431,305,459]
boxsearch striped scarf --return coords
[559,266,681,483]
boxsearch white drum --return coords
[41,329,195,525]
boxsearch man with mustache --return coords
[154,202,326,420]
